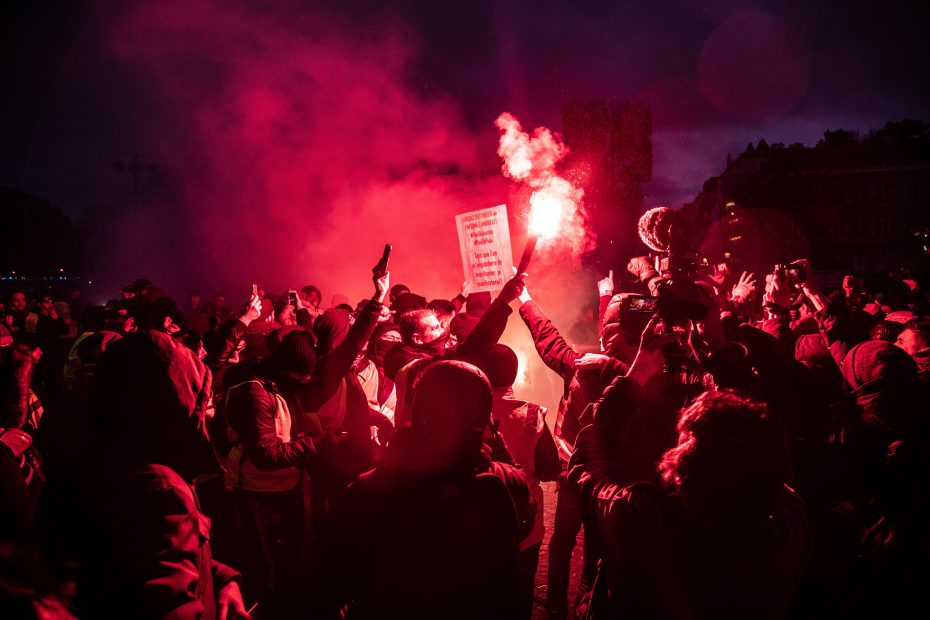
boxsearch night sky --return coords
[2,0,928,299]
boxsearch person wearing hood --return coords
[221,327,320,615]
[839,339,930,613]
[473,343,552,620]
[221,259,389,613]
[311,360,528,619]
[305,295,393,496]
[38,330,247,619]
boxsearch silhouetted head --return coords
[313,309,351,355]
[404,360,492,471]
[269,329,317,383]
[473,344,519,389]
[90,330,219,481]
[659,391,788,530]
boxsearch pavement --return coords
[531,481,585,620]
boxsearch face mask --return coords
[423,332,451,354]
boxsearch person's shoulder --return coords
[227,377,270,398]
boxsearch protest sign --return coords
[455,205,514,293]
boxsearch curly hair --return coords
[658,390,789,529]
[0,344,36,428]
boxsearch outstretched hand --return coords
[499,271,527,304]
[239,294,262,326]
[626,316,674,384]
[217,580,250,619]
[597,270,614,297]
[575,353,611,370]
[764,270,791,309]
[373,271,390,304]
[731,271,757,302]
[708,263,730,287]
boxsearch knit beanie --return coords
[272,329,317,377]
[392,292,427,316]
[473,344,519,388]
[313,309,351,355]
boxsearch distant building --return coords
[681,120,930,278]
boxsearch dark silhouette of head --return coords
[90,330,219,481]
[659,391,788,532]
[473,344,519,389]
[407,360,492,471]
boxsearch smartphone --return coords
[288,290,298,308]
[373,243,392,277]
[251,283,258,298]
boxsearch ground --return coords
[532,481,585,619]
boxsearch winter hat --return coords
[464,292,492,315]
[473,344,519,388]
[841,340,920,432]
[313,309,351,355]
[272,329,317,377]
[392,292,427,316]
[794,334,830,365]
[411,360,492,437]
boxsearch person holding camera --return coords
[568,355,809,618]
[514,276,627,619]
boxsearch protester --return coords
[38,330,248,618]
[2,232,928,620]
[311,360,529,619]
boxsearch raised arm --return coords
[516,281,579,379]
[455,274,524,359]
[304,261,389,410]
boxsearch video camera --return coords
[637,207,709,324]
[773,260,806,286]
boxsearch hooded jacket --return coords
[311,361,528,619]
[45,331,238,619]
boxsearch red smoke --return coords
[104,1,504,303]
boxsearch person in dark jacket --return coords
[39,330,247,619]
[515,280,627,619]
[222,329,319,613]
[570,378,809,619]
[305,298,392,496]
[312,360,528,619]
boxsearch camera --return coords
[637,207,709,324]
[773,261,806,285]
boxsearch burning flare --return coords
[495,113,588,258]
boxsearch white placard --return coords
[455,205,514,293]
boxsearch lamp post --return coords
[112,153,161,207]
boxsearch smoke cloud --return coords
[495,112,592,264]
[103,0,510,304]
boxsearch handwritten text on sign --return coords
[455,205,514,293]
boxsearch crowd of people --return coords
[1,245,928,618]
